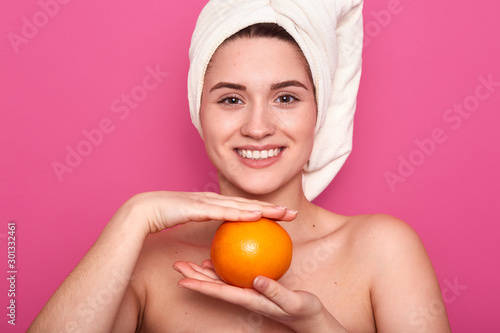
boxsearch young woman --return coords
[29,1,451,332]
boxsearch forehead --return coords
[204,37,313,88]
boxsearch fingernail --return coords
[172,266,180,273]
[250,210,262,215]
[273,206,287,210]
[287,210,298,215]
[253,276,267,289]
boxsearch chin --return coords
[217,164,304,198]
[239,183,280,197]
[227,176,295,199]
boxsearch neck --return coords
[218,170,307,207]
[217,171,319,240]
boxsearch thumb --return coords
[253,276,298,312]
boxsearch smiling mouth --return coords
[236,148,284,160]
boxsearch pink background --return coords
[1,0,499,331]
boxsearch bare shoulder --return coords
[131,228,194,283]
[343,212,416,236]
[339,213,433,281]
[129,223,216,301]
[117,231,178,300]
[337,213,451,331]
[114,226,213,331]
[111,233,171,332]
[345,213,424,253]
[317,210,424,256]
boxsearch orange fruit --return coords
[210,217,293,288]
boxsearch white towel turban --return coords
[188,0,364,201]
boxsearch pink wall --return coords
[1,0,499,331]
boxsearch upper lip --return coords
[235,144,285,150]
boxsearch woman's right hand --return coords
[28,191,296,332]
[125,191,298,235]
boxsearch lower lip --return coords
[235,149,284,169]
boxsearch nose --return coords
[240,102,276,140]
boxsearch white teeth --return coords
[238,148,282,160]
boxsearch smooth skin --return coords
[29,37,451,332]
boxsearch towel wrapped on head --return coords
[188,0,364,201]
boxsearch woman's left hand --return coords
[172,260,347,333]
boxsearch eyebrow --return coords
[209,80,308,93]
[209,82,246,92]
[270,80,309,91]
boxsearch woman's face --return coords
[200,37,317,197]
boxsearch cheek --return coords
[303,126,316,159]
[200,106,234,159]
[288,107,316,137]
[200,105,217,154]
[200,101,220,141]
[201,115,219,154]
[294,108,316,159]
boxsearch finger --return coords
[185,261,221,280]
[181,277,279,316]
[202,192,277,207]
[201,259,214,269]
[211,203,297,222]
[278,209,298,222]
[198,192,272,209]
[178,275,303,320]
[206,200,287,219]
[178,277,269,309]
[173,261,221,282]
[253,276,303,315]
[253,276,324,321]
[189,203,264,223]
[198,193,297,222]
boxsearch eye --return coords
[218,96,243,105]
[274,94,299,105]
